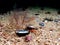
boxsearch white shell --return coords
[44,20,48,23]
[16,30,29,33]
[28,26,35,28]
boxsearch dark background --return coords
[0,0,60,14]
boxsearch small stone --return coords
[58,38,60,41]
[44,18,53,21]
[0,23,4,27]
[41,7,44,10]
[44,20,48,23]
[39,22,44,26]
[57,11,60,14]
[39,27,42,29]
[54,20,58,22]
[25,35,32,42]
[54,19,59,22]
[45,12,51,14]
[35,14,39,16]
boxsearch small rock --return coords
[41,7,44,10]
[44,20,48,23]
[58,38,60,41]
[39,27,42,29]
[0,23,4,27]
[54,19,59,22]
[39,22,44,26]
[35,14,39,16]
[57,11,60,14]
[45,12,51,14]
[43,18,53,21]
[25,35,32,42]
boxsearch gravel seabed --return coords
[0,7,60,45]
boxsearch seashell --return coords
[25,25,38,34]
[26,25,36,30]
[16,30,30,37]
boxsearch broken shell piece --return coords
[28,25,35,28]
[44,20,48,23]
[16,30,30,37]
[26,25,36,30]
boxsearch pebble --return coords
[25,35,32,42]
[41,7,44,10]
[57,11,60,14]
[54,19,59,22]
[39,27,42,29]
[58,38,60,42]
[43,18,53,21]
[39,22,44,26]
[0,24,4,27]
[35,14,39,16]
[44,20,48,23]
[45,12,51,14]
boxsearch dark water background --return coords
[0,0,60,14]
